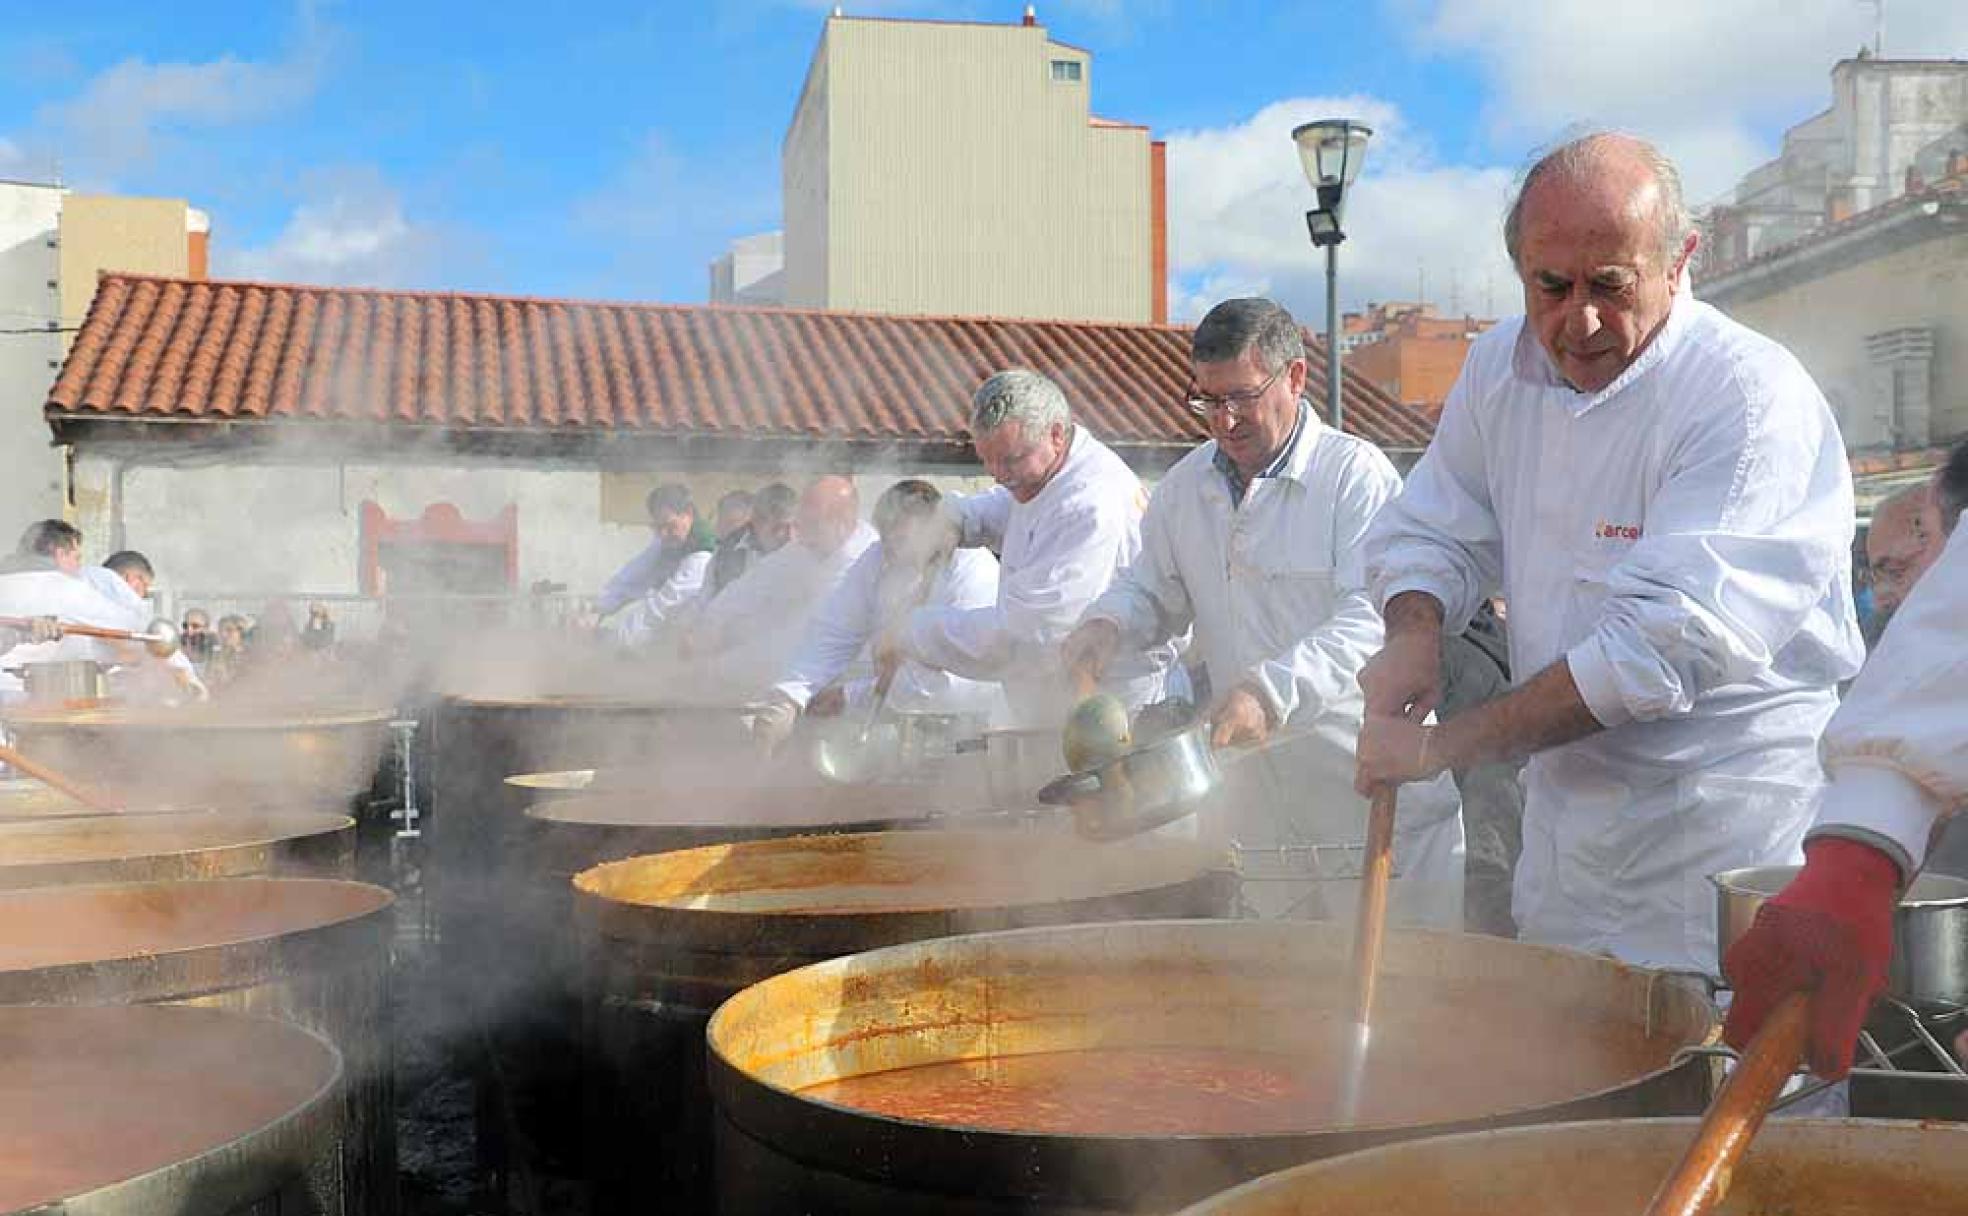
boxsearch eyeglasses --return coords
[1185,364,1286,418]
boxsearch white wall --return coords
[72,453,1002,604]
[0,183,66,534]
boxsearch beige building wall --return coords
[784,17,1154,323]
[58,195,194,342]
[1710,228,1968,450]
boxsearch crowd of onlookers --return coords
[176,600,340,690]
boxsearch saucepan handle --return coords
[1037,770,1101,805]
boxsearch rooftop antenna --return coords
[1416,261,1427,308]
[1449,268,1462,317]
[1860,0,1885,55]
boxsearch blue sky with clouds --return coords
[4,1,1963,324]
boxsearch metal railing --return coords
[163,591,602,643]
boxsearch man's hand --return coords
[872,626,909,682]
[748,696,801,756]
[807,684,847,718]
[1354,712,1444,795]
[1061,619,1121,694]
[1722,837,1900,1080]
[1209,684,1273,749]
[1359,592,1445,719]
[29,616,61,644]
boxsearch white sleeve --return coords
[772,547,882,708]
[1363,371,1503,633]
[950,487,1015,553]
[906,500,1126,681]
[644,551,710,625]
[1809,526,1968,873]
[1084,482,1193,651]
[1564,368,1855,728]
[1251,448,1397,722]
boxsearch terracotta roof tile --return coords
[47,274,1438,453]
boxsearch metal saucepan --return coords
[1713,864,1968,1009]
[1039,717,1220,840]
[8,660,109,706]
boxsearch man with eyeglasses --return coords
[1061,297,1466,925]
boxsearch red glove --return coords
[1721,837,1900,1079]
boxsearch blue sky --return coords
[5,1,1964,323]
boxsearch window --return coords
[1050,59,1082,83]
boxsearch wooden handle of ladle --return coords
[1347,786,1399,1027]
[1643,993,1811,1216]
[0,742,120,812]
[0,615,148,643]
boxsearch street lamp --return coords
[1291,118,1372,432]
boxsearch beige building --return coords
[0,182,207,532]
[782,11,1166,324]
[1699,174,1968,452]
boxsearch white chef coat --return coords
[903,427,1176,726]
[1085,403,1465,926]
[1811,523,1968,872]
[79,566,205,704]
[1365,299,1865,972]
[772,545,1003,717]
[686,522,877,700]
[608,551,712,647]
[0,568,130,702]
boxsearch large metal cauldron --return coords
[2,702,392,807]
[0,876,396,1216]
[1176,1118,1968,1214]
[0,1004,345,1216]
[708,919,1717,1215]
[494,783,1009,1181]
[582,829,1236,1214]
[0,809,353,888]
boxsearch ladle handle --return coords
[0,615,145,643]
[1642,993,1811,1216]
[1347,786,1399,1028]
[0,742,120,812]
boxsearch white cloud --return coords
[28,16,330,182]
[221,168,456,290]
[1416,0,1968,203]
[1166,97,1517,325]
[0,137,24,176]
[570,132,778,275]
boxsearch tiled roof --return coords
[1699,175,1968,285]
[46,275,1436,456]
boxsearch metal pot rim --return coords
[1712,864,1968,909]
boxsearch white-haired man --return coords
[1355,133,1864,978]
[1062,298,1464,924]
[883,369,1177,727]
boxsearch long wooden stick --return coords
[1643,993,1811,1216]
[0,742,121,812]
[1336,785,1399,1123]
[0,615,149,643]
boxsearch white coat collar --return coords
[1509,294,1696,417]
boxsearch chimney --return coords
[1023,5,1037,25]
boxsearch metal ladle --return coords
[811,664,900,784]
[0,616,181,659]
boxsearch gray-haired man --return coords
[882,368,1177,727]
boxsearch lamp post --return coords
[1291,119,1372,433]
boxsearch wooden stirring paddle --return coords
[1642,993,1811,1215]
[1335,785,1399,1124]
[0,742,122,813]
